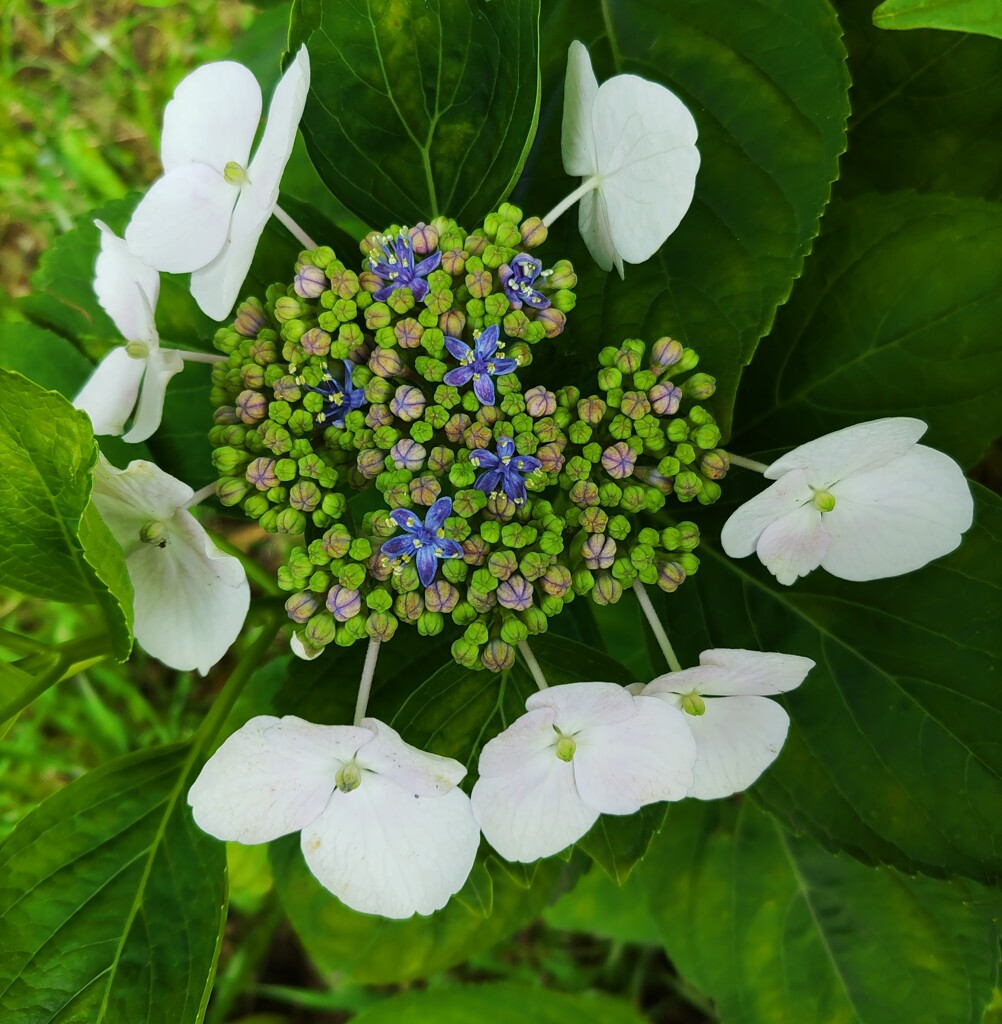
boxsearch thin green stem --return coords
[632,581,683,673]
[518,639,548,690]
[728,452,770,474]
[600,0,624,73]
[272,204,318,250]
[542,175,601,228]
[353,639,381,725]
[0,627,51,657]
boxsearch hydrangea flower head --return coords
[366,229,442,302]
[470,436,542,505]
[720,418,974,584]
[442,324,518,405]
[380,497,464,586]
[188,715,480,918]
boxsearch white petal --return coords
[91,455,193,545]
[526,680,637,733]
[578,187,623,277]
[161,61,261,174]
[93,221,160,342]
[188,716,369,843]
[121,347,185,444]
[74,348,146,437]
[125,164,237,274]
[127,507,250,673]
[301,776,480,918]
[646,649,815,698]
[573,695,696,813]
[472,747,598,862]
[478,706,558,778]
[356,717,466,795]
[765,417,927,489]
[821,445,973,581]
[561,40,599,177]
[719,469,814,559]
[291,631,323,660]
[681,695,791,800]
[756,503,830,586]
[593,75,700,265]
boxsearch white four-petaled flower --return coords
[74,221,183,443]
[720,418,974,585]
[560,40,700,277]
[187,715,481,919]
[471,682,696,862]
[125,47,310,320]
[641,649,814,799]
[91,455,249,674]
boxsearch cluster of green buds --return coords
[207,210,728,672]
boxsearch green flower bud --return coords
[304,612,337,648]
[691,423,722,450]
[676,522,700,551]
[366,611,398,642]
[592,573,623,606]
[289,479,321,512]
[451,636,480,669]
[480,520,501,544]
[521,606,548,634]
[598,367,622,392]
[607,514,631,541]
[481,638,516,673]
[500,615,529,645]
[682,373,716,400]
[217,477,250,506]
[488,550,519,580]
[212,446,250,474]
[700,449,730,480]
[417,610,444,636]
[656,560,686,592]
[572,567,595,595]
[674,470,703,501]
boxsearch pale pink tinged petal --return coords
[683,695,790,800]
[577,188,620,275]
[187,715,347,843]
[161,61,261,174]
[125,164,237,273]
[477,706,558,778]
[127,508,249,673]
[121,347,185,444]
[755,504,829,586]
[821,445,973,581]
[719,469,814,558]
[691,649,815,697]
[91,455,194,542]
[290,631,323,661]
[74,348,145,437]
[574,696,696,813]
[301,776,480,918]
[526,680,637,734]
[765,417,927,489]
[93,221,160,342]
[356,717,466,795]
[472,748,598,862]
[561,40,600,176]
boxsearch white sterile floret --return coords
[561,40,699,277]
[91,455,249,674]
[187,715,481,919]
[720,418,974,585]
[471,682,696,862]
[74,221,183,443]
[125,47,310,320]
[641,649,814,799]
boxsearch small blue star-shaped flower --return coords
[296,360,368,428]
[497,254,551,311]
[470,437,542,506]
[380,497,464,586]
[442,324,518,405]
[367,230,442,303]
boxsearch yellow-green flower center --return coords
[335,761,362,793]
[812,489,837,512]
[681,691,706,716]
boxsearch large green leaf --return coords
[0,370,132,659]
[734,192,1002,467]
[518,0,850,437]
[641,801,999,1024]
[349,982,649,1024]
[288,0,542,229]
[663,482,1002,884]
[0,744,227,1024]
[873,0,1002,39]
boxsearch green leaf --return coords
[734,192,1002,467]
[521,0,850,436]
[0,370,132,659]
[288,0,542,228]
[576,805,668,885]
[873,0,1002,39]
[348,983,649,1024]
[665,482,1002,884]
[0,744,227,1024]
[641,800,1000,1024]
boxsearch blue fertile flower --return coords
[442,324,518,405]
[367,230,442,303]
[497,254,551,311]
[381,497,464,586]
[470,437,542,506]
[297,360,368,428]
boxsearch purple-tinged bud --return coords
[246,457,279,490]
[579,507,609,533]
[217,477,249,506]
[601,442,637,480]
[427,446,454,473]
[576,396,607,425]
[274,295,307,323]
[357,448,386,479]
[439,309,465,337]
[485,492,518,520]
[462,535,489,566]
[591,573,622,606]
[322,527,352,559]
[424,579,460,613]
[289,480,321,512]
[326,584,363,621]
[464,422,493,451]
[519,216,548,249]
[649,382,682,416]
[409,222,440,254]
[409,475,441,506]
[395,591,424,622]
[441,249,466,276]
[497,574,533,611]
[570,480,600,507]
[535,307,566,338]
[272,376,302,402]
[674,470,703,501]
[304,612,336,648]
[241,364,265,390]
[329,265,360,299]
[525,386,557,418]
[539,563,572,597]
[682,373,716,400]
[656,560,686,593]
[701,449,730,480]
[476,404,501,427]
[389,438,426,471]
[300,327,332,357]
[285,591,320,623]
[465,233,487,256]
[488,550,518,580]
[365,404,393,428]
[621,391,651,421]
[465,267,493,298]
[547,259,577,290]
[236,389,268,423]
[368,552,394,581]
[249,337,278,365]
[468,588,496,614]
[582,534,616,570]
[214,405,239,425]
[535,441,566,474]
[444,413,472,443]
[650,337,684,371]
[388,384,424,422]
[395,318,423,349]
[294,264,327,299]
[482,638,516,673]
[369,346,404,378]
[358,270,383,294]
[366,611,398,643]
[635,465,674,494]
[234,298,268,337]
